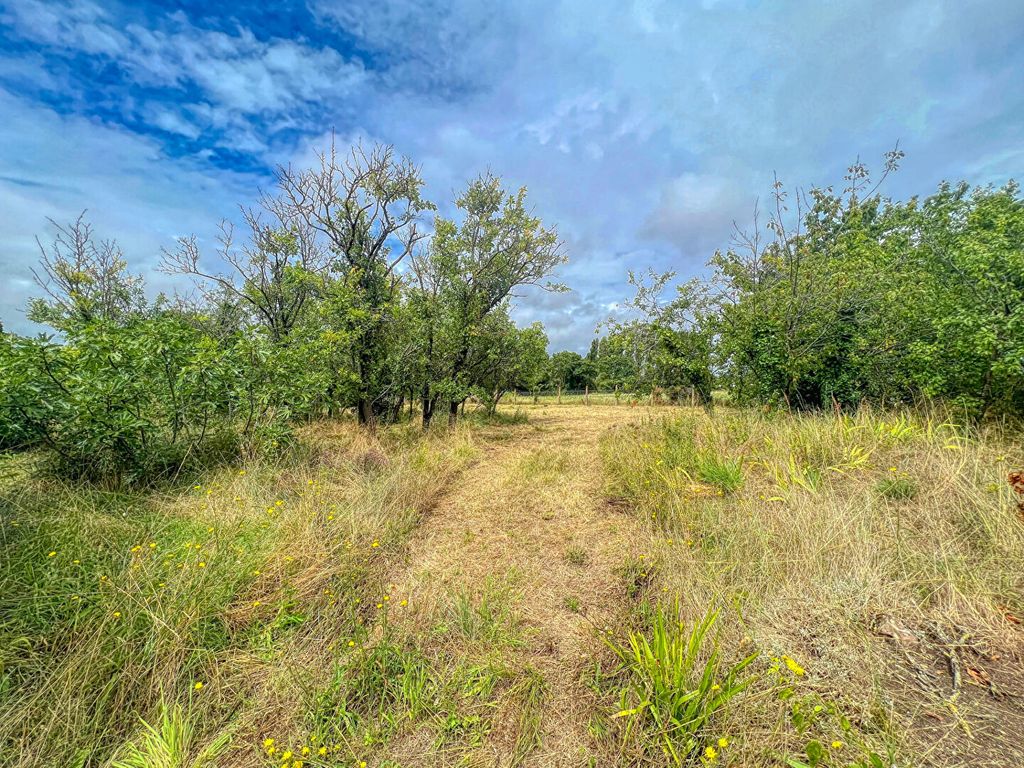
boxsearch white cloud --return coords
[0,87,259,333]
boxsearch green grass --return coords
[603,606,756,765]
[0,422,477,767]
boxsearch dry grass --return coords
[3,403,1022,767]
[600,406,1024,767]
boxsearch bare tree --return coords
[29,212,145,330]
[161,205,328,342]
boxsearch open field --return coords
[2,402,1023,767]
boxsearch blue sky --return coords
[1,0,1022,350]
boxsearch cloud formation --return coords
[1,0,1021,349]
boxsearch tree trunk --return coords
[448,400,459,427]
[422,389,437,429]
[357,398,375,427]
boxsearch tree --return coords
[273,140,434,425]
[162,207,327,343]
[28,213,145,332]
[413,172,565,426]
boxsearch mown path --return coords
[382,404,654,767]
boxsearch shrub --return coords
[0,317,288,485]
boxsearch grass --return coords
[2,402,1023,767]
[600,405,1024,765]
[0,420,476,767]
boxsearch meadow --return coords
[2,401,1021,767]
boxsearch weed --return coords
[564,545,589,566]
[604,605,756,764]
[876,475,918,500]
[695,453,744,493]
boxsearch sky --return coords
[1,0,1022,351]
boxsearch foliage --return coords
[605,605,756,764]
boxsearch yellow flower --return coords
[263,738,275,749]
[317,747,327,756]
[239,469,246,475]
[301,747,310,755]
[783,655,805,676]
[194,682,204,691]
[400,599,408,607]
[281,751,293,760]
[112,611,122,618]
[360,762,367,768]
[198,562,206,568]
[704,745,717,761]
[371,540,380,548]
[348,640,356,647]
[376,603,383,609]
[253,600,261,607]
[717,737,729,748]
[831,740,844,750]
[48,551,57,557]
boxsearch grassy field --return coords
[1,403,1022,767]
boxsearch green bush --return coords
[0,316,288,485]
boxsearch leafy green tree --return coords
[413,172,565,426]
[274,141,434,425]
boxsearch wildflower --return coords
[831,740,844,750]
[73,559,80,564]
[112,611,121,618]
[400,599,408,607]
[275,500,283,507]
[301,746,311,755]
[376,603,383,609]
[131,545,141,552]
[711,683,721,691]
[318,747,327,756]
[371,540,380,548]
[253,600,261,607]
[383,595,390,602]
[149,542,156,549]
[704,745,717,761]
[194,682,204,691]
[239,470,246,475]
[782,655,805,676]
[263,738,275,749]
[348,640,356,647]
[281,751,293,760]
[717,737,729,748]
[360,762,367,768]
[48,551,57,558]
[198,562,207,568]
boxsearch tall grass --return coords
[600,406,1024,764]
[0,421,476,767]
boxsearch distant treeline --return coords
[1,145,1021,484]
